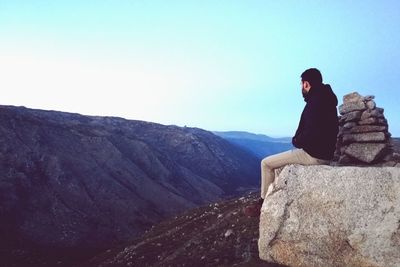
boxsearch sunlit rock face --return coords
[258,164,400,267]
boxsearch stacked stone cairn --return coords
[335,92,392,164]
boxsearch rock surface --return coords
[338,101,366,115]
[344,143,387,163]
[258,164,400,267]
[342,132,387,144]
[335,92,392,164]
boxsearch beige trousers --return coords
[261,149,330,199]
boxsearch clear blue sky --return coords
[0,0,399,137]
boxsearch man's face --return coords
[301,80,307,97]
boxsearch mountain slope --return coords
[213,131,293,159]
[0,105,260,266]
[81,192,286,267]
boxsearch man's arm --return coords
[292,125,302,148]
[292,100,322,149]
[292,136,301,148]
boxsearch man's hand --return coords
[292,136,301,148]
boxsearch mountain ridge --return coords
[213,131,293,159]
[0,105,260,267]
[212,131,291,143]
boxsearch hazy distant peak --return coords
[212,130,291,143]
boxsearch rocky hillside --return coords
[0,105,260,266]
[80,191,285,267]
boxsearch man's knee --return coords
[261,156,273,169]
[261,149,295,170]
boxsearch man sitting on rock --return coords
[244,68,339,217]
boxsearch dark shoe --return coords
[243,198,264,217]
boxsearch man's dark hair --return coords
[301,68,323,87]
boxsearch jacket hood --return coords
[304,83,338,106]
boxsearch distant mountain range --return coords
[0,105,260,266]
[213,131,293,159]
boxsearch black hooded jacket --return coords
[292,83,339,160]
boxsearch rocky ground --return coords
[78,191,285,267]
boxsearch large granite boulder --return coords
[259,164,400,267]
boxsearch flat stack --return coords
[335,92,392,164]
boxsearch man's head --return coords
[300,68,323,96]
